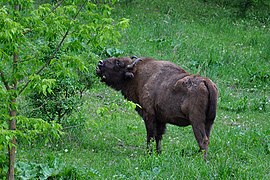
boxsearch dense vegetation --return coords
[1,0,269,179]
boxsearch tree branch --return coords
[12,53,18,90]
[18,54,38,63]
[18,0,88,95]
[52,0,65,12]
[62,124,84,130]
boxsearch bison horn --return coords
[127,58,142,69]
[130,56,138,59]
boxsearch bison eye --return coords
[116,60,124,68]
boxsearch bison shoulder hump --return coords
[173,76,190,92]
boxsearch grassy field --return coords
[17,0,269,179]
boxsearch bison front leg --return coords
[143,114,156,154]
[144,121,155,154]
[155,122,166,154]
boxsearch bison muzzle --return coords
[96,57,218,159]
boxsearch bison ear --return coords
[125,72,134,79]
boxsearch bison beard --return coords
[96,57,218,159]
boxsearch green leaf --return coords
[42,84,47,96]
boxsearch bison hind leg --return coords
[205,120,213,140]
[191,121,210,160]
[199,136,209,160]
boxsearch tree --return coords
[0,0,128,179]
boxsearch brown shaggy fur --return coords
[96,57,218,159]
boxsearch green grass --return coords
[16,0,270,179]
[17,87,270,179]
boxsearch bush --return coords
[204,0,270,17]
[27,73,92,123]
[16,158,99,179]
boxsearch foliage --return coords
[27,73,91,123]
[16,158,99,179]
[0,0,128,177]
[21,1,128,123]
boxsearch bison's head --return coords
[96,57,142,89]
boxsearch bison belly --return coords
[155,93,191,126]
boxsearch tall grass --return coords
[16,0,270,179]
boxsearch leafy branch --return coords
[52,0,64,12]
[18,0,88,95]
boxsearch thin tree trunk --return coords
[7,4,20,179]
[7,52,18,180]
[7,100,16,180]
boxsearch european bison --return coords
[96,57,218,159]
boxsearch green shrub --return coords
[16,158,99,179]
[204,0,270,17]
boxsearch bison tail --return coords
[204,79,218,124]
